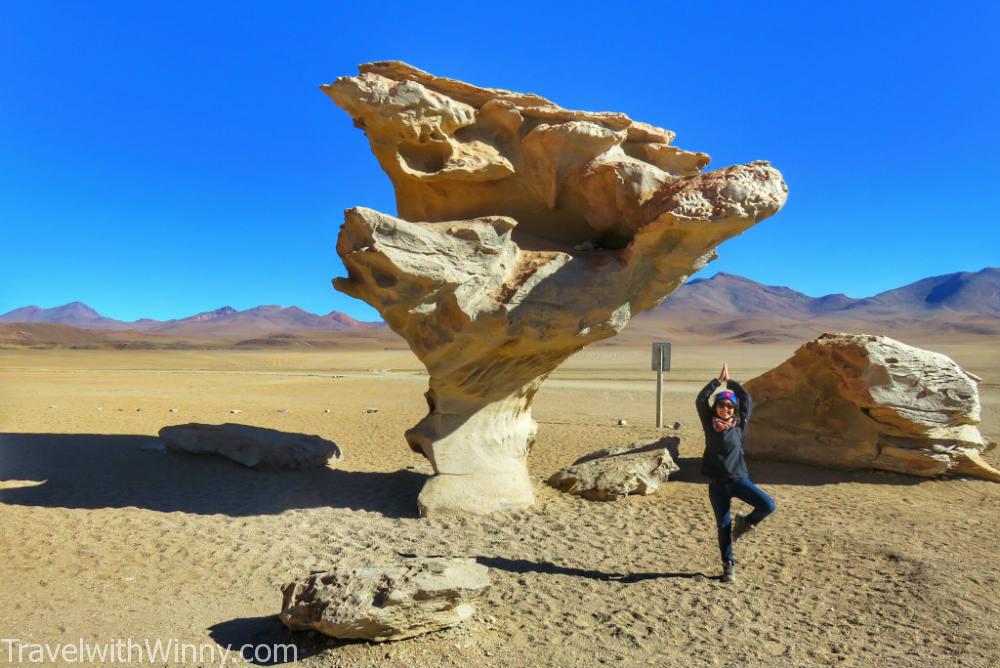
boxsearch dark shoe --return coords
[722,561,736,583]
[732,514,754,543]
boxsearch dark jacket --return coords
[696,378,752,481]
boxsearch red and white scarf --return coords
[712,415,738,432]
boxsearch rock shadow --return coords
[670,455,923,487]
[207,615,336,665]
[0,432,426,518]
[476,556,708,582]
[572,435,680,466]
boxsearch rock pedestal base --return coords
[417,470,535,516]
[405,390,539,515]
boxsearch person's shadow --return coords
[475,556,713,582]
[0,432,426,518]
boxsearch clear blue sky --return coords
[2,1,998,321]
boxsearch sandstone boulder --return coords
[744,333,999,480]
[324,62,787,515]
[159,423,341,471]
[279,557,490,641]
[548,438,680,500]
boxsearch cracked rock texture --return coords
[324,62,788,514]
[548,438,681,501]
[279,557,490,641]
[159,423,341,471]
[744,333,1000,481]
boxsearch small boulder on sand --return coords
[279,557,490,641]
[547,438,680,501]
[159,423,341,471]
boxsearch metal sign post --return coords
[651,342,672,428]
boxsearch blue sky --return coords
[2,1,998,321]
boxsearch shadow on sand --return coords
[476,556,712,582]
[0,432,426,518]
[670,455,923,487]
[207,615,346,666]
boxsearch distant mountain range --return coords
[0,303,380,338]
[1,268,997,348]
[656,267,1000,318]
[621,267,1000,343]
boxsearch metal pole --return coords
[655,349,663,428]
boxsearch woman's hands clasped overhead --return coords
[718,362,730,383]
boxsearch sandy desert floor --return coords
[1,341,999,667]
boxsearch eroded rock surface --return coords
[548,438,681,501]
[324,62,788,514]
[279,557,490,641]
[159,423,341,471]
[744,333,1000,480]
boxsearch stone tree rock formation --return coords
[744,333,1000,480]
[323,62,789,515]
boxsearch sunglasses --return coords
[717,402,735,409]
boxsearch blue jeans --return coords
[708,477,776,563]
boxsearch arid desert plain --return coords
[1,337,998,667]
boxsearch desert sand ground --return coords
[1,340,999,667]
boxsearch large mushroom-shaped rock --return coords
[547,438,680,501]
[159,423,341,471]
[744,333,1000,480]
[279,557,490,641]
[325,62,788,515]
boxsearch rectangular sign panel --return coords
[651,342,672,371]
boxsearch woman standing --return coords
[696,362,776,583]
